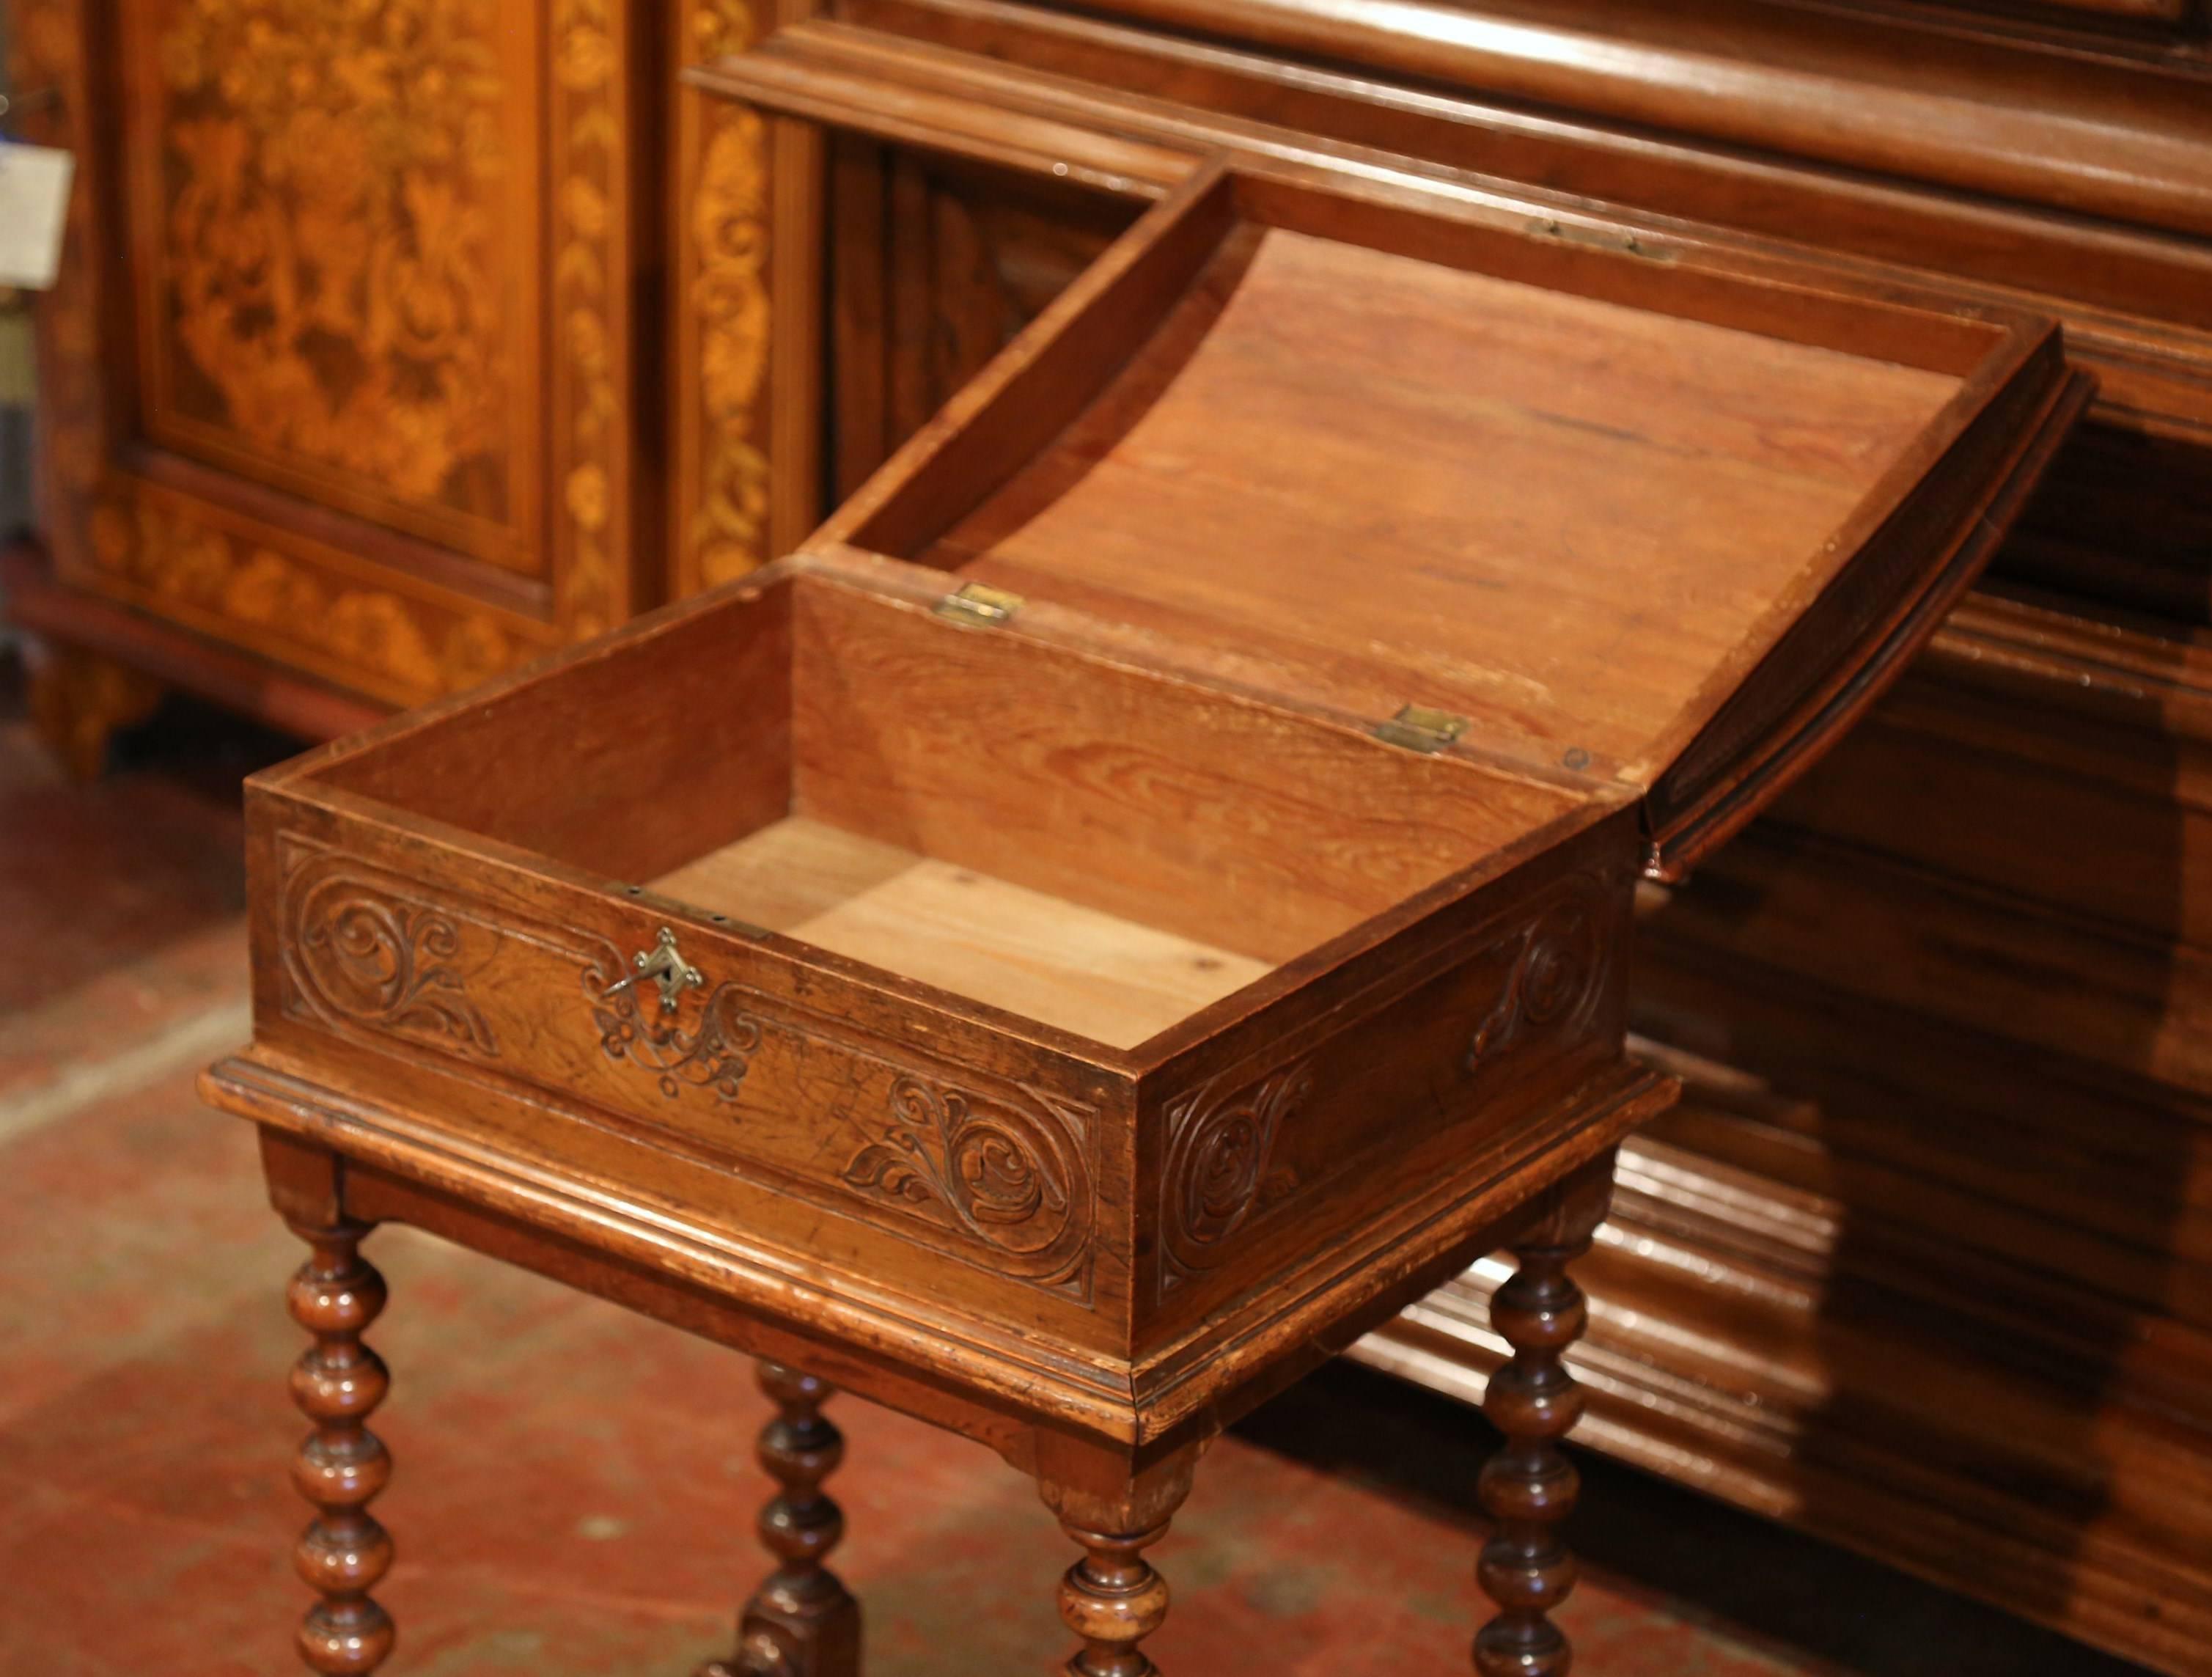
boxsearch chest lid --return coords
[801,158,2089,879]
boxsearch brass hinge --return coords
[1374,704,1469,754]
[933,581,1024,628]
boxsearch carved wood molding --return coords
[719,2,2212,430]
[1069,0,2212,237]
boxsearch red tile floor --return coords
[0,656,2153,1676]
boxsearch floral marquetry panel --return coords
[12,0,650,716]
[119,0,542,570]
[671,0,778,595]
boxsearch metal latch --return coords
[933,582,1024,628]
[603,927,704,1014]
[1374,705,1469,754]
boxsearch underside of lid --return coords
[810,161,2090,877]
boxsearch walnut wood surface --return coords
[691,15,2212,1665]
[199,18,2096,1673]
[925,219,1960,777]
[754,45,2212,1673]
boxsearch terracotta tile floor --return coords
[0,659,2151,1676]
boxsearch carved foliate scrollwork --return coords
[1153,874,1614,1296]
[1464,883,1607,1077]
[1158,1064,1312,1293]
[584,952,762,1103]
[287,872,499,1057]
[842,1076,1092,1293]
[275,843,1096,1297]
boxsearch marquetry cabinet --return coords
[4,0,796,752]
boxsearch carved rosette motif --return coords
[582,953,763,1104]
[842,1076,1092,1295]
[1158,1063,1313,1295]
[1463,881,1609,1079]
[285,871,499,1057]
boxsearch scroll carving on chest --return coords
[1464,884,1608,1078]
[1158,1064,1312,1294]
[274,838,1103,1302]
[1154,871,1619,1298]
[284,868,501,1058]
[842,1076,1094,1297]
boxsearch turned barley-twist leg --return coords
[286,1219,394,1677]
[1057,1522,1173,1677]
[702,1362,861,1677]
[1474,1237,1592,1677]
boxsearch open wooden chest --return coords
[206,155,2088,1452]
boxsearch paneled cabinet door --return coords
[13,0,652,709]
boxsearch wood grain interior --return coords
[312,585,797,884]
[650,816,1271,1046]
[785,579,1579,963]
[311,574,1581,1041]
[906,223,1962,778]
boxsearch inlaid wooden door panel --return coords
[115,0,545,576]
[14,0,655,708]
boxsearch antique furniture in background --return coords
[2,0,805,756]
[19,0,2212,1670]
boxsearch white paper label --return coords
[0,144,75,291]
